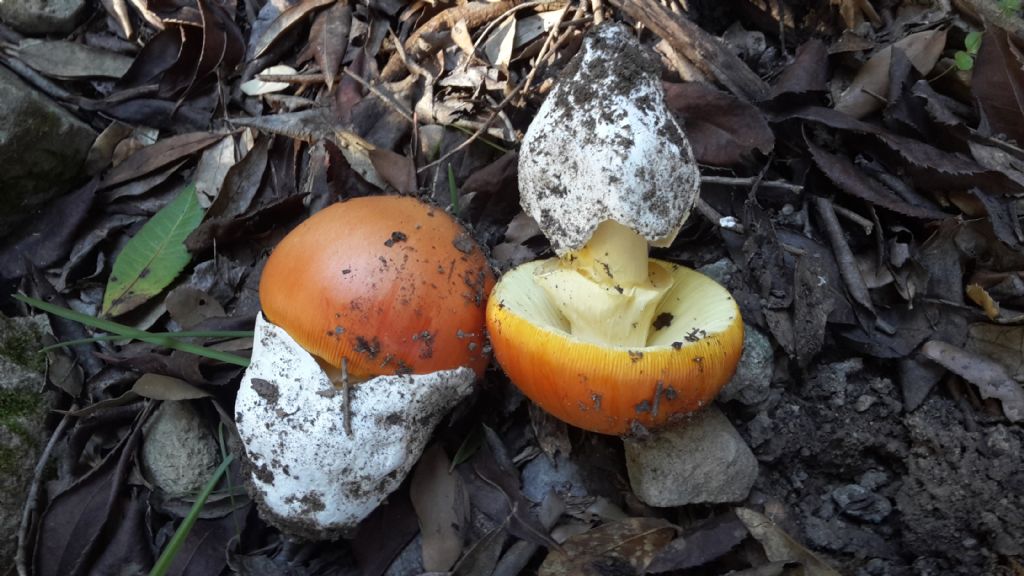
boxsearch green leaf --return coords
[965,31,983,55]
[103,185,204,317]
[999,0,1021,14]
[954,51,975,71]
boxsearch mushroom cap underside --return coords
[486,259,744,435]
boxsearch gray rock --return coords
[0,314,56,567]
[0,0,86,34]
[831,484,892,523]
[0,66,96,235]
[696,258,739,286]
[624,406,758,506]
[719,324,773,405]
[141,400,220,497]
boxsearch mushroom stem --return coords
[574,220,651,287]
[534,221,675,347]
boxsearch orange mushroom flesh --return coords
[259,196,495,381]
[486,259,743,435]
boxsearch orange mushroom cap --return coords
[486,260,743,435]
[259,196,495,380]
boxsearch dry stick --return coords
[696,197,745,234]
[16,411,75,576]
[832,203,874,235]
[341,357,352,436]
[700,175,802,192]
[257,73,325,84]
[606,0,770,101]
[812,196,875,312]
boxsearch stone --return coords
[0,314,56,567]
[141,400,220,497]
[0,66,96,235]
[0,0,86,35]
[719,324,773,406]
[624,406,758,507]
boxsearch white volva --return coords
[236,314,474,539]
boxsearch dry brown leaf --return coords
[835,29,947,118]
[482,15,516,70]
[973,27,1024,145]
[967,324,1024,381]
[368,148,416,195]
[192,135,236,208]
[735,508,842,576]
[410,444,467,572]
[307,0,351,90]
[253,0,336,59]
[539,517,676,576]
[921,340,1024,421]
[100,132,225,188]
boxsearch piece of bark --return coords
[607,0,770,101]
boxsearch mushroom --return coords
[486,24,744,435]
[237,195,494,536]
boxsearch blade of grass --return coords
[15,294,250,367]
[149,453,235,576]
[39,331,254,353]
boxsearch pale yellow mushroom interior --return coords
[495,259,739,350]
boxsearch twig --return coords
[418,82,524,173]
[257,72,325,85]
[696,197,745,234]
[700,175,802,192]
[16,410,75,576]
[813,196,875,312]
[832,203,873,235]
[341,357,352,436]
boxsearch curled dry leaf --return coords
[835,29,947,119]
[240,64,298,95]
[410,444,468,572]
[664,81,774,166]
[921,340,1024,422]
